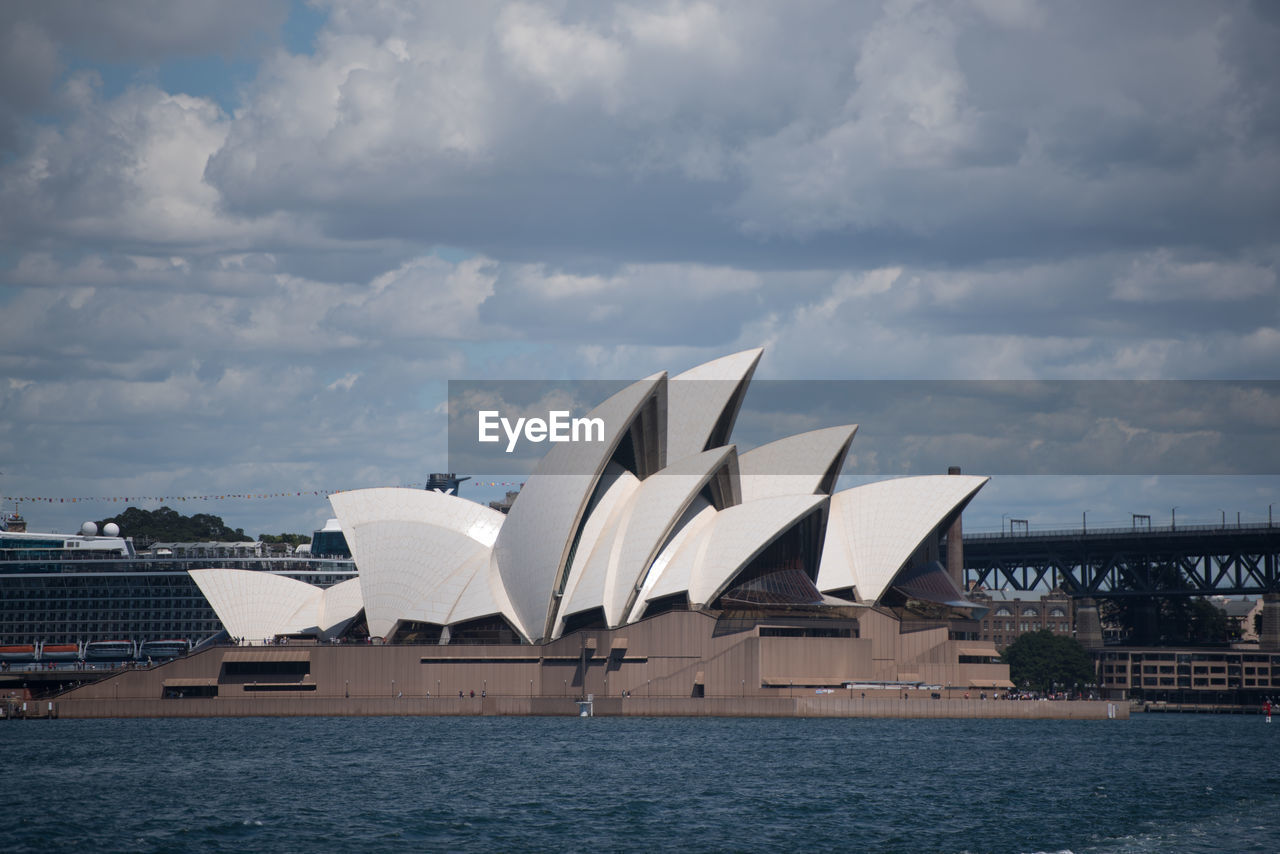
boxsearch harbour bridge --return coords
[960,522,1280,598]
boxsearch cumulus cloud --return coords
[1,0,1278,536]
[0,82,266,247]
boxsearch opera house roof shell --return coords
[193,348,988,644]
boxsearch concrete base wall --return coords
[41,609,1079,719]
[46,695,1126,720]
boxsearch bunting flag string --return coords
[9,491,343,504]
[5,481,525,504]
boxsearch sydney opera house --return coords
[58,348,1018,715]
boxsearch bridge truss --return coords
[961,524,1280,598]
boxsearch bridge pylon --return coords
[1075,597,1103,649]
[1262,593,1280,652]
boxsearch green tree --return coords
[258,533,311,547]
[96,506,251,546]
[1103,590,1233,645]
[1001,630,1096,694]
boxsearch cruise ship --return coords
[0,509,356,655]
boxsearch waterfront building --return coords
[488,490,520,514]
[968,588,1075,649]
[174,348,1012,701]
[1097,646,1280,704]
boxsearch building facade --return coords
[171,347,1011,701]
[969,589,1074,649]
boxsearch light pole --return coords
[1083,510,1088,535]
[1219,509,1226,529]
[1171,507,1177,531]
[1001,513,1010,535]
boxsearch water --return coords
[2,715,1277,853]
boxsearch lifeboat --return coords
[138,639,190,660]
[40,642,81,661]
[84,640,136,661]
[0,644,37,662]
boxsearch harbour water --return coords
[4,714,1277,853]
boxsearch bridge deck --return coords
[960,524,1280,596]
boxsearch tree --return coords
[1102,592,1233,645]
[96,506,251,546]
[1001,630,1095,695]
[259,533,311,547]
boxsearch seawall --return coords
[43,695,1127,720]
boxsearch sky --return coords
[1,0,1278,539]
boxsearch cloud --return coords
[1112,250,1276,303]
[0,2,289,63]
[0,82,258,247]
[2,0,1279,538]
[497,3,625,105]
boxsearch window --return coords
[223,660,309,677]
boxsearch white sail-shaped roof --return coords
[446,550,518,626]
[314,577,364,637]
[817,474,988,603]
[491,373,667,642]
[554,462,643,634]
[666,348,761,461]
[190,568,359,642]
[330,487,507,639]
[627,495,717,621]
[555,446,740,636]
[641,493,828,609]
[737,425,856,503]
[197,346,999,647]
